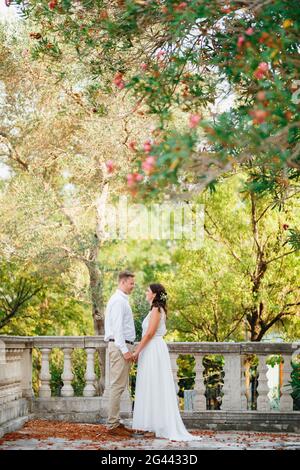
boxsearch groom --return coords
[104,270,151,437]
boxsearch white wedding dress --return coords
[132,309,202,441]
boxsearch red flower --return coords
[135,173,144,182]
[105,160,115,173]
[258,62,269,73]
[253,70,264,80]
[249,109,269,124]
[221,6,231,14]
[48,0,57,10]
[256,91,266,101]
[259,32,270,44]
[237,35,245,48]
[174,2,188,11]
[127,173,144,187]
[127,174,135,187]
[246,27,254,36]
[143,140,152,153]
[189,114,202,128]
[113,72,125,90]
[142,156,156,175]
[156,50,165,59]
[128,141,137,151]
[253,62,269,80]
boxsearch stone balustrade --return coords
[32,336,106,399]
[0,336,299,436]
[167,341,299,413]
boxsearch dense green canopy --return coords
[1,2,299,344]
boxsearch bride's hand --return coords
[132,351,139,363]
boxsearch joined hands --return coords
[123,350,139,363]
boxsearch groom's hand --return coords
[123,351,133,362]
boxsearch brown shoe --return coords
[118,423,135,434]
[106,424,134,437]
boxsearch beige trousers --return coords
[106,341,134,429]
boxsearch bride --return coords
[131,283,202,442]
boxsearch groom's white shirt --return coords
[104,288,136,354]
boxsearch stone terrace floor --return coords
[0,420,300,450]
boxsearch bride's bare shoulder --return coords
[150,306,160,314]
[150,306,163,317]
[150,306,166,319]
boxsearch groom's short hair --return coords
[118,270,135,281]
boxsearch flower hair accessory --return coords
[159,292,168,302]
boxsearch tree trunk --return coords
[248,307,261,342]
[86,179,110,395]
[86,243,106,395]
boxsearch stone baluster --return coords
[170,352,179,403]
[61,348,74,397]
[221,354,230,410]
[193,353,206,411]
[102,347,111,403]
[39,348,51,398]
[83,348,96,397]
[257,355,270,411]
[222,354,243,411]
[240,356,248,410]
[21,347,34,398]
[0,339,5,363]
[280,354,293,411]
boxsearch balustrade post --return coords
[241,356,248,410]
[257,355,270,411]
[280,354,293,411]
[39,348,51,398]
[0,339,5,363]
[222,354,242,411]
[194,353,206,411]
[83,348,96,397]
[102,346,110,402]
[61,348,74,397]
[21,346,33,399]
